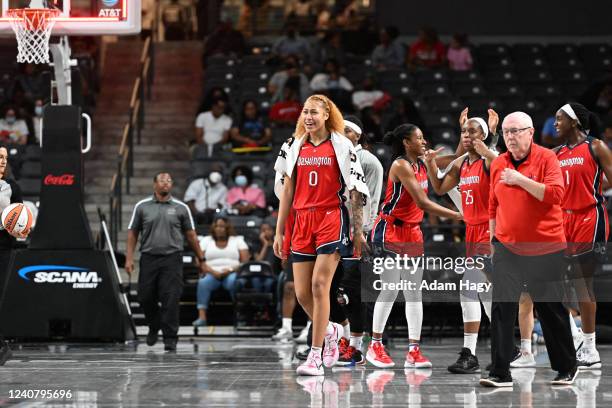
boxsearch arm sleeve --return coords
[488,163,499,220]
[9,179,23,204]
[542,152,565,205]
[128,203,143,231]
[181,204,196,231]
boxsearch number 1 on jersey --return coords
[565,170,570,186]
[309,170,318,186]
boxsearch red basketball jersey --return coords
[459,157,490,225]
[557,137,604,211]
[292,139,344,210]
[380,159,428,224]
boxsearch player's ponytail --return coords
[384,123,419,158]
[294,94,344,138]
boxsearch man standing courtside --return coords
[126,172,206,351]
[481,112,577,387]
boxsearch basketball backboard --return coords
[0,0,140,35]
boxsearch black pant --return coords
[340,259,366,333]
[138,252,183,340]
[0,250,10,344]
[490,243,576,377]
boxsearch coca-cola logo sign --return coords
[44,174,75,186]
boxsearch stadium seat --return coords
[189,160,227,179]
[233,261,277,329]
[521,69,552,83]
[230,161,269,181]
[20,161,41,178]
[416,69,449,84]
[419,83,451,97]
[429,127,459,145]
[477,44,511,58]
[23,145,41,162]
[449,70,482,84]
[512,43,545,59]
[423,112,455,129]
[17,178,41,198]
[422,95,464,113]
[480,56,513,70]
[452,83,486,97]
[487,83,524,98]
[526,83,562,99]
[483,69,518,83]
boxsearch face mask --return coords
[6,116,15,125]
[235,175,248,187]
[209,171,222,185]
[35,106,43,116]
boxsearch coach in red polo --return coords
[480,112,577,388]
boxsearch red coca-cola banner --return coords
[44,174,75,186]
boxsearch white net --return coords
[7,8,60,64]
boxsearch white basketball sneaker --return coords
[297,349,324,376]
[272,327,293,341]
[577,347,602,370]
[510,351,536,368]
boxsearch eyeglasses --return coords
[502,127,531,136]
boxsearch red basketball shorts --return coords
[466,222,491,258]
[371,215,423,257]
[563,205,609,256]
[291,206,351,262]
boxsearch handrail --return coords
[108,36,155,249]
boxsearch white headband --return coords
[467,117,489,140]
[344,120,362,135]
[560,104,581,126]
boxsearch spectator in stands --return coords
[237,222,278,294]
[0,107,28,145]
[272,23,311,61]
[406,26,446,70]
[447,33,473,71]
[162,0,189,41]
[540,115,561,147]
[332,0,359,29]
[370,26,405,70]
[269,77,302,126]
[314,1,332,33]
[140,0,155,39]
[385,96,426,134]
[199,86,231,115]
[268,55,311,103]
[195,98,232,156]
[184,165,228,224]
[351,74,384,111]
[202,21,246,62]
[230,100,272,148]
[310,59,353,93]
[10,64,45,103]
[193,217,250,327]
[311,31,347,71]
[227,165,266,216]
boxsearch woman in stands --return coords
[424,109,499,373]
[273,94,370,376]
[554,102,612,369]
[367,124,462,369]
[0,144,29,365]
[193,217,250,327]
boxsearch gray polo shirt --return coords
[128,195,195,255]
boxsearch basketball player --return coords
[555,102,612,369]
[424,110,499,373]
[367,124,462,369]
[0,145,30,366]
[273,95,370,376]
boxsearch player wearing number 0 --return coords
[554,102,612,370]
[424,109,499,373]
[0,144,30,366]
[367,124,463,369]
[273,95,370,376]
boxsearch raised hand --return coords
[487,109,499,134]
[459,107,469,127]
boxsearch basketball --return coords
[1,203,33,235]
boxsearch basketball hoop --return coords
[7,8,60,64]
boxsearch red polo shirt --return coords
[489,142,566,255]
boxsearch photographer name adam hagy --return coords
[372,254,487,275]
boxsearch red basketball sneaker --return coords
[366,342,395,368]
[405,345,432,368]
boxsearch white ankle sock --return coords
[342,323,351,340]
[350,335,363,350]
[282,318,292,331]
[463,333,478,355]
[520,339,532,354]
[583,332,595,349]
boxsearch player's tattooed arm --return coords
[350,189,364,236]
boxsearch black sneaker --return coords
[0,340,11,366]
[296,345,310,360]
[164,339,177,352]
[146,328,159,346]
[479,373,513,387]
[551,366,578,386]
[448,348,480,374]
[485,345,521,371]
[353,349,366,365]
